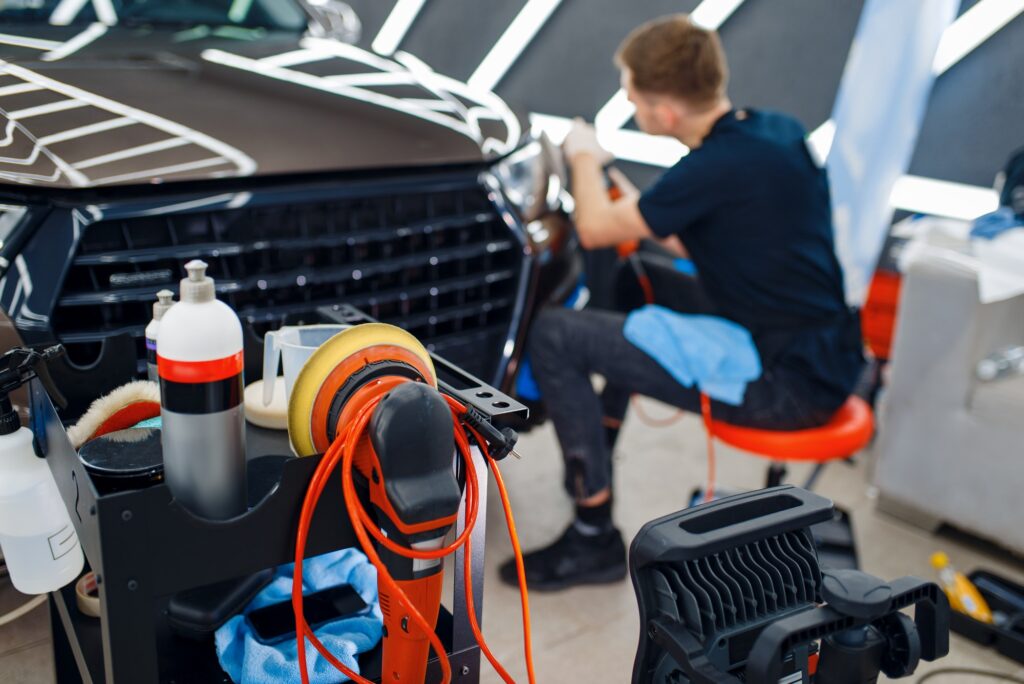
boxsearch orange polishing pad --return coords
[68,381,161,449]
[287,324,436,457]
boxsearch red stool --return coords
[707,395,875,490]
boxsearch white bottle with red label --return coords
[157,260,247,520]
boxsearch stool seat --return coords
[709,396,874,463]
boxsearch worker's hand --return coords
[563,117,613,166]
[607,166,639,199]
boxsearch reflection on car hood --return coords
[0,25,520,189]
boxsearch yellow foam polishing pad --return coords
[287,323,436,456]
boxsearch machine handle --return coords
[746,576,949,684]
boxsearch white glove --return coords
[563,118,613,165]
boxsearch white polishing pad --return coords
[244,377,288,430]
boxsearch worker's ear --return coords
[652,100,680,135]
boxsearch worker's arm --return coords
[604,166,690,258]
[564,120,689,254]
[569,152,653,250]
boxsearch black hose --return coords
[916,667,1024,684]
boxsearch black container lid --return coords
[78,428,164,480]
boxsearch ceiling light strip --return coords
[933,0,1024,74]
[372,0,428,56]
[690,0,747,30]
[805,119,836,167]
[889,174,999,220]
[812,1,1023,164]
[467,0,564,92]
[599,127,689,168]
[530,112,687,167]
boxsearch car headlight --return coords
[492,132,567,224]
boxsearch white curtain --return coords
[827,0,959,305]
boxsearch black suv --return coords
[0,1,578,416]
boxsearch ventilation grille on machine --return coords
[51,183,523,382]
[649,529,823,645]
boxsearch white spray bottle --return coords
[0,346,84,594]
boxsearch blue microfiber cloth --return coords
[215,548,382,684]
[972,206,1024,240]
[673,257,698,276]
[623,305,761,406]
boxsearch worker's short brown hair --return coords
[615,14,728,109]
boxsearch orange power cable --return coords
[629,395,686,428]
[291,390,536,684]
[465,425,537,684]
[700,392,716,504]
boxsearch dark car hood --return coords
[0,25,520,189]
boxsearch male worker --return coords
[499,14,864,590]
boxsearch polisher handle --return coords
[380,573,446,684]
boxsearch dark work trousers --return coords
[599,253,719,447]
[529,258,836,502]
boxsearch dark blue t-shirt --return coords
[637,108,863,409]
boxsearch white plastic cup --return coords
[262,325,350,406]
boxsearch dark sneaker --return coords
[498,524,627,591]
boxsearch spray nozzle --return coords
[0,345,66,435]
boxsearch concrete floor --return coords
[474,397,1024,683]
[1,395,1022,682]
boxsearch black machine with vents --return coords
[630,487,950,684]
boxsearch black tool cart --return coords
[38,306,527,683]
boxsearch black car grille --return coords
[52,182,523,383]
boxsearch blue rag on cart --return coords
[623,305,761,406]
[215,548,382,684]
[971,206,1024,239]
